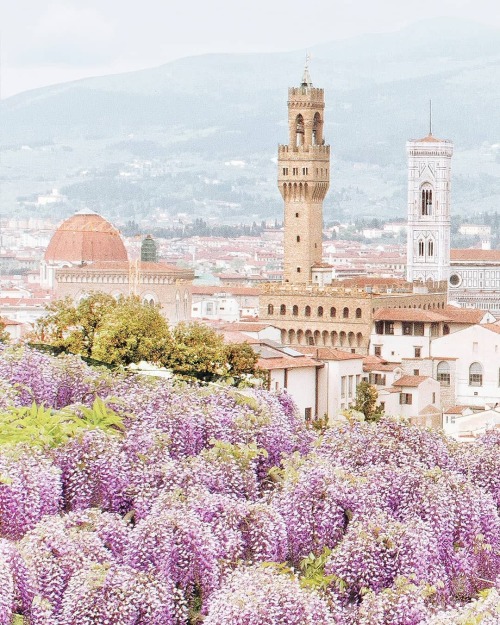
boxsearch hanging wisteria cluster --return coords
[0,344,499,624]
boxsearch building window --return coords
[292,305,298,316]
[330,307,336,318]
[428,240,434,257]
[400,393,413,405]
[469,362,483,387]
[384,321,394,335]
[267,304,274,315]
[443,324,450,335]
[295,213,299,218]
[280,304,286,315]
[317,306,323,317]
[292,167,299,175]
[413,369,420,376]
[341,376,346,398]
[304,407,312,421]
[432,392,436,404]
[305,306,311,317]
[282,167,288,175]
[437,361,450,386]
[355,308,362,319]
[297,267,301,273]
[302,167,308,175]
[343,307,349,318]
[369,373,386,385]
[296,235,300,243]
[375,321,384,335]
[374,345,382,357]
[414,347,421,358]
[421,188,432,215]
[430,323,439,337]
[418,240,425,257]
[348,375,354,397]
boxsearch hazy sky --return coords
[2,0,499,98]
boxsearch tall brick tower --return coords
[278,61,330,284]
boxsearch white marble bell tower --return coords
[406,124,453,284]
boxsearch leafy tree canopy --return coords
[33,297,258,380]
[351,381,384,422]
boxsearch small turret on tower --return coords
[278,60,330,284]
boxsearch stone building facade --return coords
[55,261,193,324]
[260,281,448,354]
[278,62,330,284]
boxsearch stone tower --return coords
[406,131,453,283]
[278,61,330,284]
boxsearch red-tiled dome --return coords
[44,210,128,263]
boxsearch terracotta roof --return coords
[363,362,400,372]
[482,324,500,335]
[412,133,448,143]
[219,331,259,345]
[441,306,488,324]
[392,375,430,387]
[363,355,389,366]
[450,249,500,262]
[296,346,364,361]
[221,323,276,332]
[373,308,448,322]
[257,355,322,371]
[443,405,471,415]
[45,211,128,263]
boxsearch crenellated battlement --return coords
[278,144,330,156]
[288,86,324,102]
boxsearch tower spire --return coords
[301,53,312,87]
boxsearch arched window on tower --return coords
[428,240,434,257]
[418,240,425,257]
[312,112,322,145]
[421,186,433,216]
[295,114,304,147]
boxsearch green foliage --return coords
[351,381,384,422]
[299,547,337,591]
[91,298,170,366]
[0,318,9,343]
[163,322,258,383]
[205,439,268,469]
[0,399,124,448]
[33,293,117,357]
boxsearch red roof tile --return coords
[392,375,430,387]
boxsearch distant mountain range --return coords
[2,17,500,225]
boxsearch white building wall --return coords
[431,325,500,407]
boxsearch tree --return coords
[0,319,9,343]
[92,298,171,366]
[163,322,258,382]
[33,293,169,366]
[351,381,384,422]
[33,293,117,357]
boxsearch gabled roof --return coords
[392,375,430,387]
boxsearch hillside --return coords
[1,17,500,225]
